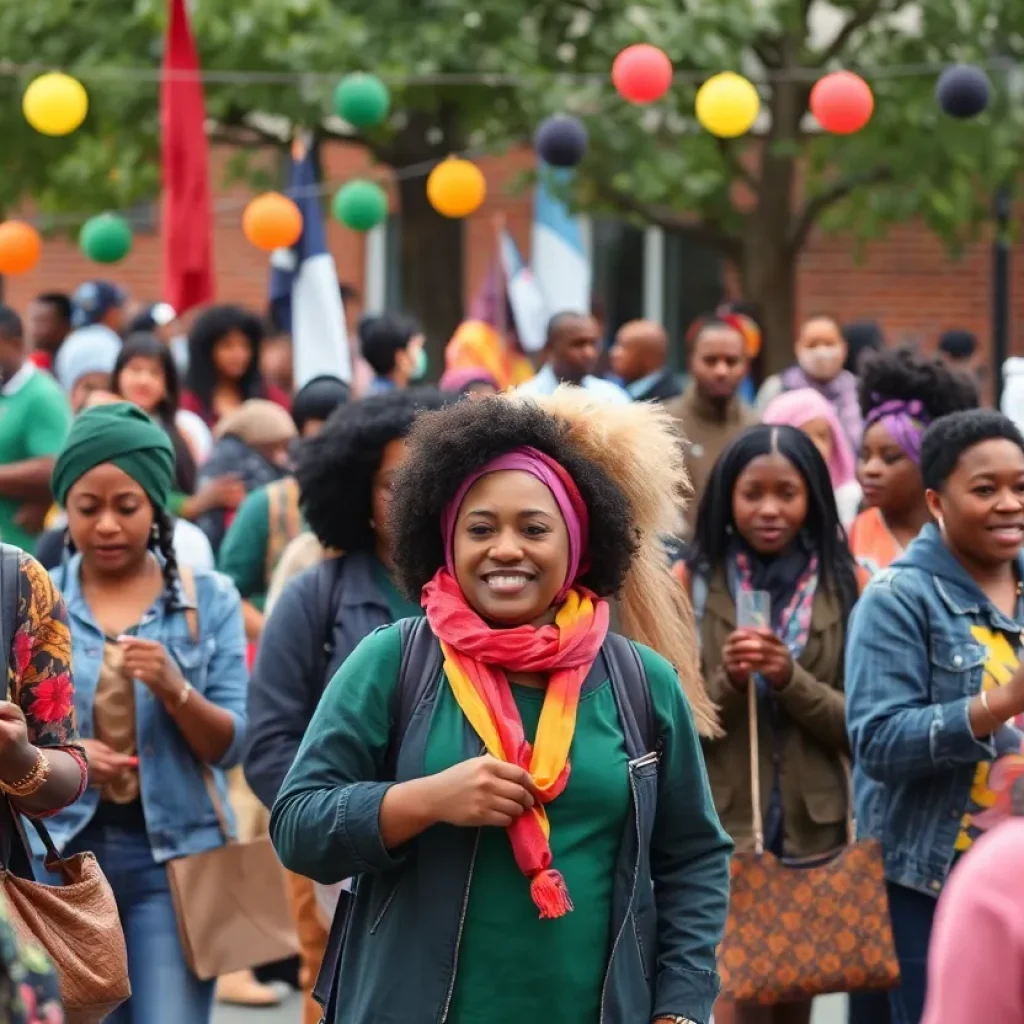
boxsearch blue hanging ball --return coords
[533,115,589,168]
[936,64,991,119]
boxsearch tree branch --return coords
[815,0,884,64]
[787,167,892,252]
[592,180,744,260]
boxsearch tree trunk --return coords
[739,233,797,377]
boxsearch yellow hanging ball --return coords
[23,72,89,137]
[695,72,760,138]
[426,158,487,219]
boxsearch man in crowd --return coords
[519,311,629,404]
[609,319,684,402]
[70,279,127,333]
[25,293,72,373]
[361,312,426,394]
[667,315,756,537]
[0,306,71,550]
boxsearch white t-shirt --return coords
[171,518,214,571]
[175,409,213,466]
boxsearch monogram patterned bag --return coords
[717,683,900,1004]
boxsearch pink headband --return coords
[442,446,590,600]
[865,396,930,465]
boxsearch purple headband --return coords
[864,397,931,464]
[441,446,589,601]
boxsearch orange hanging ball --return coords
[0,221,42,275]
[426,158,487,219]
[242,193,303,252]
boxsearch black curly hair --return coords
[295,389,450,552]
[184,304,266,418]
[858,345,978,422]
[921,409,1024,492]
[389,397,638,600]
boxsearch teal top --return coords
[370,558,422,621]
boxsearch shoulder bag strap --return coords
[603,633,655,759]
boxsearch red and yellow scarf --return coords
[422,568,609,918]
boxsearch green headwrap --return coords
[52,402,176,509]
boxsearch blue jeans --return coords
[62,822,215,1024]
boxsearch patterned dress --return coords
[6,554,87,812]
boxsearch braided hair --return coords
[151,506,183,613]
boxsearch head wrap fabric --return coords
[54,325,122,393]
[864,396,931,465]
[763,387,857,490]
[445,320,533,392]
[213,399,298,446]
[439,367,499,394]
[52,402,175,508]
[441,446,589,602]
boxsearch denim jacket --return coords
[845,524,1024,896]
[41,555,249,862]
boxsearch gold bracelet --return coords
[980,689,1002,731]
[0,750,50,798]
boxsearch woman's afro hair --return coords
[858,345,978,421]
[921,409,1024,492]
[389,396,638,600]
[296,388,449,552]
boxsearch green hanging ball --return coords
[332,180,388,232]
[79,213,133,263]
[333,73,390,128]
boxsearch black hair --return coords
[859,345,978,423]
[938,329,977,362]
[184,304,265,416]
[688,424,859,614]
[389,396,638,600]
[921,410,1024,492]
[360,312,420,377]
[296,388,449,552]
[545,310,590,347]
[339,282,360,304]
[688,315,740,348]
[113,333,197,494]
[291,376,351,434]
[0,306,22,342]
[842,320,885,373]
[35,293,72,322]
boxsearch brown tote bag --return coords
[165,568,298,981]
[0,544,130,1023]
[717,683,900,1004]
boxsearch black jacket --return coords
[631,370,685,403]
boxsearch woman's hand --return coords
[80,739,137,786]
[0,703,36,780]
[723,629,793,689]
[723,629,754,689]
[425,755,539,829]
[118,637,187,707]
[187,474,245,517]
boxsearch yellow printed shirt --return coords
[954,625,1024,852]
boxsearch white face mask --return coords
[797,344,844,381]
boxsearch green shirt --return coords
[0,367,70,551]
[371,557,422,620]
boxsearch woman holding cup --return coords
[684,424,859,1024]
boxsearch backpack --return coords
[264,478,302,584]
[312,616,657,1020]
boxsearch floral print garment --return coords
[0,889,63,1023]
[6,555,86,814]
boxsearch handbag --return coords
[165,567,298,981]
[0,544,130,1024]
[717,682,900,1004]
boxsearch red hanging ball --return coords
[810,71,874,134]
[612,44,673,104]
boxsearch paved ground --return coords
[211,990,849,1022]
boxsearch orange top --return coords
[849,507,903,586]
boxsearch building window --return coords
[662,230,725,368]
[590,217,644,348]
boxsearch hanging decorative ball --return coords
[0,222,41,275]
[810,71,874,134]
[333,73,391,129]
[695,72,760,138]
[611,44,673,104]
[426,158,487,219]
[332,180,388,232]
[242,193,303,252]
[936,64,991,119]
[534,115,589,168]
[22,72,89,136]
[79,214,133,264]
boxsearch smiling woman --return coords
[269,390,731,1024]
[847,409,1024,1024]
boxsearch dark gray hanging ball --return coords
[936,64,991,119]
[533,115,589,167]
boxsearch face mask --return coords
[411,345,428,382]
[797,344,843,381]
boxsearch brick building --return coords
[4,140,1020,381]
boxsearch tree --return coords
[520,0,1024,368]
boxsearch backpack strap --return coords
[603,632,657,759]
[310,556,346,697]
[0,546,21,694]
[265,478,301,582]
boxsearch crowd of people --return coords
[0,274,1016,1024]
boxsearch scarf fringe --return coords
[530,869,574,919]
